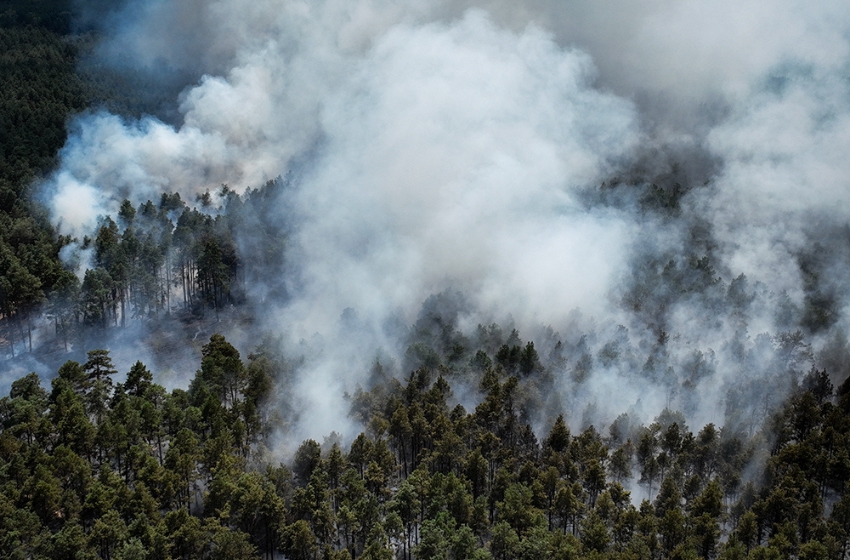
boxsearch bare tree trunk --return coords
[181,259,186,309]
[165,252,171,315]
[17,313,27,353]
[9,318,15,358]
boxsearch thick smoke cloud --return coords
[702,66,850,299]
[40,0,850,445]
[286,14,638,331]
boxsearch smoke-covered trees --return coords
[4,5,850,559]
[0,242,45,353]
[1,330,850,559]
[0,1,90,357]
[0,334,285,558]
[0,176,290,359]
[0,10,296,354]
[82,196,230,326]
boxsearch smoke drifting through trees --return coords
[26,0,850,445]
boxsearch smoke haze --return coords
[35,0,850,446]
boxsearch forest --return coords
[4,0,850,559]
[3,333,850,560]
[0,0,287,358]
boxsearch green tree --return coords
[209,526,257,560]
[293,439,322,486]
[81,267,114,328]
[83,349,117,424]
[281,519,318,560]
[164,428,201,513]
[193,334,246,409]
[499,483,544,535]
[0,243,44,352]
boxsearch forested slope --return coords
[2,335,850,559]
[0,0,88,354]
[0,0,225,359]
[3,2,850,559]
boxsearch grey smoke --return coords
[37,0,850,445]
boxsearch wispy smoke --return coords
[40,0,850,444]
[701,63,850,299]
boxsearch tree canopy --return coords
[1,336,849,559]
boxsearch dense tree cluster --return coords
[2,332,850,560]
[4,3,850,559]
[0,0,88,356]
[79,181,286,323]
[0,0,274,358]
[0,336,279,559]
[2,177,288,357]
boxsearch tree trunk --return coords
[165,252,171,315]
[17,312,27,353]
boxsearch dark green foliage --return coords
[0,175,288,358]
[293,439,322,486]
[1,331,850,559]
[0,9,848,558]
[0,4,89,356]
[0,0,288,353]
[0,25,85,196]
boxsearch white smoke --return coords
[700,64,850,300]
[40,0,850,442]
[285,14,638,332]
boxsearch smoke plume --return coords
[36,0,850,445]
